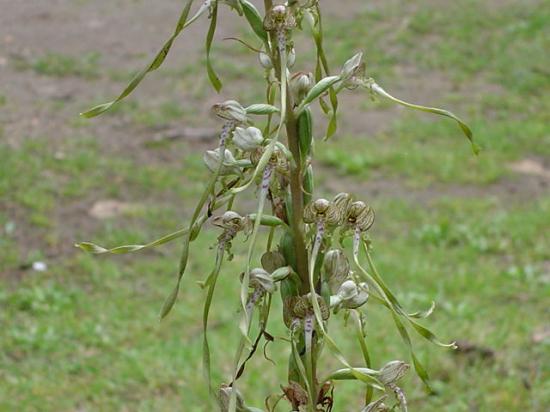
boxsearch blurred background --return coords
[1,0,549,411]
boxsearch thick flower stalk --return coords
[77,1,476,411]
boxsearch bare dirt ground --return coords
[1,0,548,269]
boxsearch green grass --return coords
[1,0,549,411]
[13,52,102,78]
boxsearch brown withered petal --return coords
[282,381,309,409]
[283,296,298,329]
[292,294,330,320]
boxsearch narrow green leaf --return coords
[407,317,457,349]
[301,76,340,108]
[239,0,268,42]
[160,171,219,319]
[206,2,222,92]
[160,277,183,319]
[203,246,225,390]
[408,301,436,319]
[390,312,433,392]
[327,367,379,381]
[351,310,374,404]
[75,228,188,255]
[297,108,313,166]
[245,104,280,115]
[247,213,287,229]
[81,0,195,117]
[370,81,479,154]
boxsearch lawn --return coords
[0,0,549,411]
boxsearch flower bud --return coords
[342,282,369,309]
[303,198,332,223]
[378,360,409,386]
[212,100,248,123]
[340,52,363,81]
[346,200,375,232]
[287,47,296,67]
[258,51,273,69]
[212,211,244,230]
[336,280,358,301]
[203,148,240,175]
[261,251,286,273]
[289,72,313,103]
[233,126,264,151]
[324,249,350,294]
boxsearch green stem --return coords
[285,101,310,292]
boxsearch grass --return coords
[1,0,549,411]
[13,52,102,78]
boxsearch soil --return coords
[0,0,548,275]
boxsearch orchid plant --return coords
[77,1,477,411]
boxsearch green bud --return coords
[297,108,313,165]
[271,266,292,282]
[258,51,273,69]
[289,72,314,103]
[303,165,314,205]
[261,251,286,273]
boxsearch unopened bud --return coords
[324,249,350,294]
[212,211,244,230]
[261,250,286,273]
[337,280,358,301]
[287,47,296,67]
[379,360,409,386]
[258,51,273,69]
[346,200,375,232]
[289,72,313,102]
[342,282,369,309]
[304,198,334,224]
[212,100,248,123]
[233,126,264,151]
[203,148,240,175]
[340,52,363,81]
